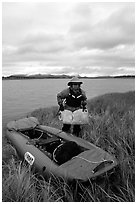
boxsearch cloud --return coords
[69,3,135,50]
[17,32,66,54]
[2,2,135,76]
[2,31,67,64]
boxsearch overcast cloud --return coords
[2,2,135,76]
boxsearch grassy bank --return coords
[2,91,135,202]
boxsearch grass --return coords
[2,91,135,202]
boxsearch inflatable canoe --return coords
[6,117,118,182]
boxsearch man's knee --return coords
[62,124,71,133]
[73,125,81,136]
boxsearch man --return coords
[57,76,87,136]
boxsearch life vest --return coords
[65,89,84,107]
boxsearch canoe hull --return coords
[6,117,118,182]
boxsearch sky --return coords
[2,2,135,77]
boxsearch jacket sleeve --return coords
[57,89,69,105]
[81,90,87,106]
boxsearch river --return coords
[2,78,135,126]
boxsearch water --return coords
[2,78,135,125]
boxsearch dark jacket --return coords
[57,87,87,111]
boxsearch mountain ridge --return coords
[2,74,135,80]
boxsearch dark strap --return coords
[92,160,114,174]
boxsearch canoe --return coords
[6,117,118,182]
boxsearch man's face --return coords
[71,83,80,91]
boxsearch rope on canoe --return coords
[73,156,112,164]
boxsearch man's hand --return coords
[82,105,87,112]
[59,104,64,111]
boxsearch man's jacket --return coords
[57,88,87,111]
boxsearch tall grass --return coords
[2,159,74,202]
[2,91,135,202]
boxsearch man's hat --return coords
[68,76,83,86]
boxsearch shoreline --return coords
[2,75,135,80]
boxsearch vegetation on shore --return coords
[2,91,135,202]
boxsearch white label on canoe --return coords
[24,152,35,165]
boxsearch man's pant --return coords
[62,124,81,136]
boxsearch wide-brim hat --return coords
[67,76,83,86]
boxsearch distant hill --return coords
[2,74,72,80]
[2,74,135,80]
